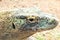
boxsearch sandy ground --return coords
[0,0,60,40]
[0,0,60,21]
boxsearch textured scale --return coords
[0,7,58,40]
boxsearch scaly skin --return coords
[0,7,58,40]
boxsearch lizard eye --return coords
[27,16,38,23]
[28,18,34,22]
[26,16,40,23]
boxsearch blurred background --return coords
[0,0,60,40]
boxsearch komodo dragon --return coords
[0,7,58,40]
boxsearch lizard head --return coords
[12,14,58,32]
[11,7,58,32]
[0,7,59,40]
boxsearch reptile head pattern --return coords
[11,7,58,31]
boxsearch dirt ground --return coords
[0,0,60,21]
[0,0,60,40]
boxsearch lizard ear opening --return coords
[12,23,15,29]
